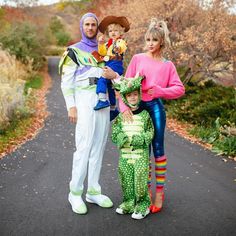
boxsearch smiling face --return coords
[107,24,123,40]
[145,32,162,54]
[82,17,98,39]
[125,90,139,108]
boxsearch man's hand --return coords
[68,107,77,124]
[102,66,118,80]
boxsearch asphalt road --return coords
[0,57,236,236]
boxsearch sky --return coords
[0,0,235,13]
[37,0,61,5]
[0,0,61,6]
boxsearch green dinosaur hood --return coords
[115,76,143,108]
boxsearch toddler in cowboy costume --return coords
[111,75,154,220]
[93,16,130,121]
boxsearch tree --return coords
[0,21,44,69]
[48,16,71,46]
[97,0,235,84]
[49,16,65,34]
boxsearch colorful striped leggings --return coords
[141,99,167,193]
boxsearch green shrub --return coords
[212,136,236,156]
[165,76,235,156]
[165,81,235,127]
[49,16,64,34]
[189,118,236,156]
[55,31,71,46]
[24,74,43,95]
[0,22,45,70]
[48,16,71,46]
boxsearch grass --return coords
[24,74,43,94]
[0,117,33,154]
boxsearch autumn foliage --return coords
[95,0,235,84]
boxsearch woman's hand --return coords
[122,109,133,123]
[68,107,77,124]
[147,87,155,99]
[102,66,118,80]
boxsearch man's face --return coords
[82,17,97,39]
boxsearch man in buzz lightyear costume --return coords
[59,12,113,215]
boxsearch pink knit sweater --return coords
[119,53,185,112]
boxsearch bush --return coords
[0,49,28,129]
[48,16,71,47]
[24,74,43,95]
[190,119,236,157]
[0,22,45,70]
[212,136,236,157]
[165,78,236,157]
[55,31,71,46]
[49,16,64,34]
[165,81,235,127]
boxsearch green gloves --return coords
[130,134,145,150]
[117,133,129,148]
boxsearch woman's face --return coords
[145,33,162,54]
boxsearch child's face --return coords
[107,24,121,40]
[145,33,162,54]
[125,90,139,106]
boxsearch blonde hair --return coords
[105,23,125,37]
[145,18,171,50]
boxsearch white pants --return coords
[69,88,109,194]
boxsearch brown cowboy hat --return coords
[99,16,130,34]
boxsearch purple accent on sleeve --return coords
[75,65,91,76]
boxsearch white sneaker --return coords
[86,194,113,208]
[68,192,87,214]
[131,208,150,220]
[116,208,124,215]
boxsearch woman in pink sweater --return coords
[103,18,185,214]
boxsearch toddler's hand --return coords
[98,34,105,44]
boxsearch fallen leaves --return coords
[167,118,212,149]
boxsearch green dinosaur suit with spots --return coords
[111,76,154,215]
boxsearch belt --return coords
[88,77,98,85]
[75,77,99,91]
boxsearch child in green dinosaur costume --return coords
[111,75,154,220]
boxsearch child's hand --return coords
[117,133,129,148]
[130,134,144,150]
[98,34,105,44]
